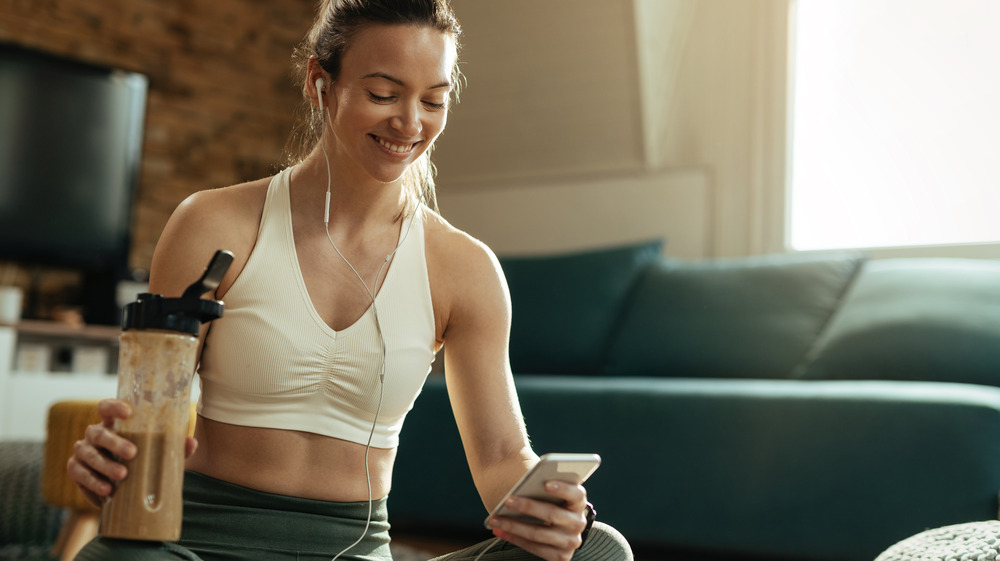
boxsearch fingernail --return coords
[546,481,560,491]
[505,497,518,507]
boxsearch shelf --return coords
[13,319,121,342]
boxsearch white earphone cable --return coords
[317,79,419,561]
[472,537,502,561]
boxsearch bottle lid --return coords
[121,250,234,336]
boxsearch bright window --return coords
[788,0,1000,251]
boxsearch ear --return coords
[306,57,330,109]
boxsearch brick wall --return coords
[0,0,315,272]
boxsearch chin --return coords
[369,169,407,185]
[367,159,420,185]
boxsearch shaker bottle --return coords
[99,250,233,541]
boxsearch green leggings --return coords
[75,471,632,561]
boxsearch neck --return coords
[293,146,412,230]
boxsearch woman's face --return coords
[324,24,457,185]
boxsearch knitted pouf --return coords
[876,521,1000,561]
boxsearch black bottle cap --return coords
[120,250,234,336]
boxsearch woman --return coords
[69,1,632,560]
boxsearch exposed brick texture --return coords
[0,0,316,272]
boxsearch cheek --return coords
[333,91,381,128]
[426,112,448,142]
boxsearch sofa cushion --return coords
[604,251,866,378]
[499,239,663,375]
[0,441,65,555]
[794,258,1000,385]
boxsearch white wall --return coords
[652,0,789,257]
[438,0,791,260]
[435,0,645,185]
[438,168,710,259]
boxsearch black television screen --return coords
[0,44,147,323]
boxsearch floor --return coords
[390,531,479,558]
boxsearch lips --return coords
[372,134,416,154]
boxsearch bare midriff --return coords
[184,415,396,502]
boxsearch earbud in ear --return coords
[315,78,326,109]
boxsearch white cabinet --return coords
[0,321,120,440]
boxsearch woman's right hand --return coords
[66,399,135,507]
[67,399,200,507]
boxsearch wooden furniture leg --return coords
[51,509,99,561]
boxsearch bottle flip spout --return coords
[121,250,235,335]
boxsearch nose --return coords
[389,101,422,137]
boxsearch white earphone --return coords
[315,77,326,109]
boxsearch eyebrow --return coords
[362,72,451,90]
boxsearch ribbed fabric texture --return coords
[197,167,436,448]
[427,523,633,561]
[178,471,391,559]
[72,474,632,561]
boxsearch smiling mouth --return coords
[372,135,416,154]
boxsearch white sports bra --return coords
[196,167,437,448]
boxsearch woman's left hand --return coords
[487,481,589,561]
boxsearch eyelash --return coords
[367,92,446,110]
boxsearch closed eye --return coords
[423,100,446,110]
[368,92,394,103]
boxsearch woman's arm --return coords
[66,183,262,505]
[432,227,589,561]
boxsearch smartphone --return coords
[484,453,601,528]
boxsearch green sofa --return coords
[390,241,1000,561]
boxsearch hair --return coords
[285,0,463,212]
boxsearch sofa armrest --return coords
[393,376,1000,561]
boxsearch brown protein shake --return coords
[99,330,197,540]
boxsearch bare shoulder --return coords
[423,208,506,289]
[150,176,272,297]
[170,177,270,234]
[423,208,510,339]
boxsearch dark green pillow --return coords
[499,240,663,375]
[603,251,866,378]
[794,258,1000,385]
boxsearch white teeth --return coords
[376,136,413,153]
